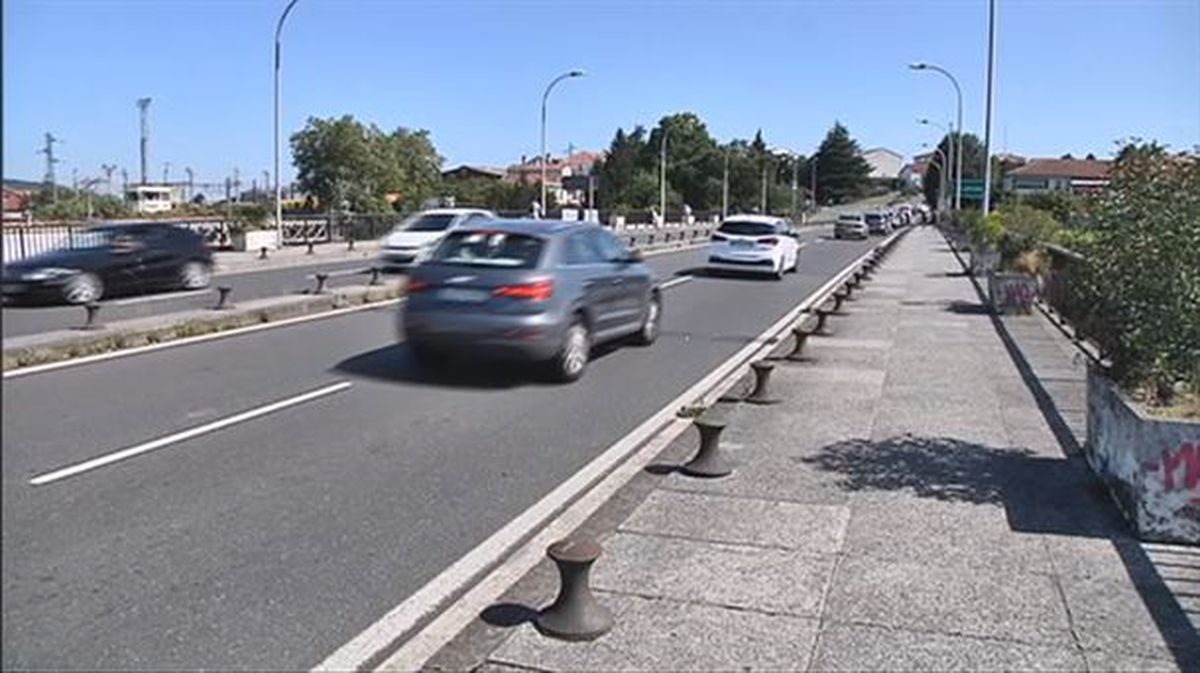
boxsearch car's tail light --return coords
[758,237,779,246]
[493,279,554,302]
[711,233,728,242]
[407,278,433,293]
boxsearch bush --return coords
[1080,146,1200,404]
[227,204,270,235]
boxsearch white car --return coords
[379,208,495,269]
[707,215,802,280]
[834,213,869,240]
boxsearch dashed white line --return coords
[659,275,693,290]
[28,381,353,486]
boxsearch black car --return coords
[2,223,214,304]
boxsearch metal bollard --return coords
[832,289,848,312]
[81,302,103,330]
[347,238,356,251]
[535,538,613,641]
[314,273,328,294]
[813,307,832,334]
[258,246,269,260]
[842,282,855,299]
[681,416,733,478]
[368,266,381,286]
[783,325,811,361]
[306,239,315,255]
[745,360,780,405]
[214,285,233,310]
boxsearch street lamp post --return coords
[981,0,998,216]
[918,119,953,208]
[274,0,300,249]
[659,128,667,226]
[721,148,730,220]
[910,62,963,211]
[540,70,586,217]
[922,144,949,214]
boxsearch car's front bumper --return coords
[379,249,425,268]
[402,307,564,361]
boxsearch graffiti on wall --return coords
[1142,441,1200,506]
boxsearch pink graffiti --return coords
[1142,441,1200,504]
[1003,282,1037,306]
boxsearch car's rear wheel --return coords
[62,273,103,304]
[551,317,590,382]
[178,261,211,290]
[632,293,661,346]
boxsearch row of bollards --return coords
[531,239,902,644]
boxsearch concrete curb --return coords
[1,283,403,371]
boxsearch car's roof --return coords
[419,208,494,216]
[454,218,596,237]
[722,214,786,225]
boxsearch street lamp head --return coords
[569,69,587,78]
[918,118,931,125]
[909,62,928,70]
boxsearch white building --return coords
[861,148,904,181]
[125,184,178,214]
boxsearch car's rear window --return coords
[718,221,776,236]
[430,230,545,269]
[401,214,456,232]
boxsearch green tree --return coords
[290,115,442,214]
[923,132,984,210]
[643,113,722,211]
[812,122,872,205]
[597,126,648,210]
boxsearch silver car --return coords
[834,213,869,240]
[402,220,662,382]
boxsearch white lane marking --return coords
[28,381,352,486]
[107,289,210,306]
[3,298,404,380]
[659,275,693,290]
[315,238,891,672]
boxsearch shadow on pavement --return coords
[480,603,539,628]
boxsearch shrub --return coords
[1080,146,1200,404]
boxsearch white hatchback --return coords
[707,215,802,280]
[379,208,496,269]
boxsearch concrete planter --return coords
[1085,366,1200,544]
[987,271,1038,314]
[970,249,1000,276]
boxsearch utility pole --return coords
[722,149,729,220]
[810,152,818,209]
[791,155,799,218]
[659,128,668,225]
[72,167,79,191]
[162,161,171,185]
[121,168,129,195]
[233,168,240,202]
[760,160,768,214]
[39,132,62,201]
[981,0,998,216]
[101,164,117,195]
[137,98,152,185]
[185,167,194,202]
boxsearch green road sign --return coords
[960,179,985,200]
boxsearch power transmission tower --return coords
[137,97,152,184]
[101,164,117,195]
[185,167,194,202]
[38,132,62,201]
[163,161,171,184]
[120,168,129,194]
[233,167,240,202]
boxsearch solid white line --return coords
[314,236,893,672]
[659,275,693,290]
[28,381,352,486]
[3,297,404,380]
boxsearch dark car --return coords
[402,220,661,382]
[1,223,214,304]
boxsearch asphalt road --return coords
[0,259,378,338]
[1,224,884,669]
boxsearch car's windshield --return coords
[430,230,545,268]
[718,221,776,236]
[838,215,863,222]
[864,214,883,224]
[400,214,456,232]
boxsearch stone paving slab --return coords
[619,490,850,553]
[490,592,820,672]
[811,622,1086,671]
[592,532,836,618]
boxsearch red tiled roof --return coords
[1007,158,1111,179]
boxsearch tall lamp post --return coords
[659,127,668,225]
[910,62,963,211]
[274,0,300,249]
[540,70,586,216]
[981,0,997,216]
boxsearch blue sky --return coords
[4,0,1198,188]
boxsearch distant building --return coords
[1003,158,1111,196]
[861,148,904,181]
[125,184,178,214]
[3,187,32,213]
[442,165,506,181]
[504,151,604,206]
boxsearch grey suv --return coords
[401,220,662,382]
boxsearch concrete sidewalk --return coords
[423,226,1199,672]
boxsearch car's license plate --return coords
[731,239,753,248]
[438,287,489,302]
